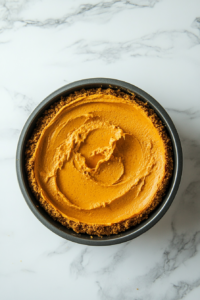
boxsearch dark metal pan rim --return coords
[16,78,183,246]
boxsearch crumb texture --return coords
[25,88,173,236]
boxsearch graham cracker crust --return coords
[25,88,173,236]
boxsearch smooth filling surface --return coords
[34,93,166,225]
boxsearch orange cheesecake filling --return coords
[33,93,167,226]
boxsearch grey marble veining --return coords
[0,0,159,33]
[0,0,200,299]
[66,30,200,64]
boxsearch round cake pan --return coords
[16,78,183,246]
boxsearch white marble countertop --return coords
[1,0,200,299]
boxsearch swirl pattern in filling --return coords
[32,92,169,227]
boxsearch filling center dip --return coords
[33,92,168,226]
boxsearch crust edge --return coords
[25,88,173,236]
